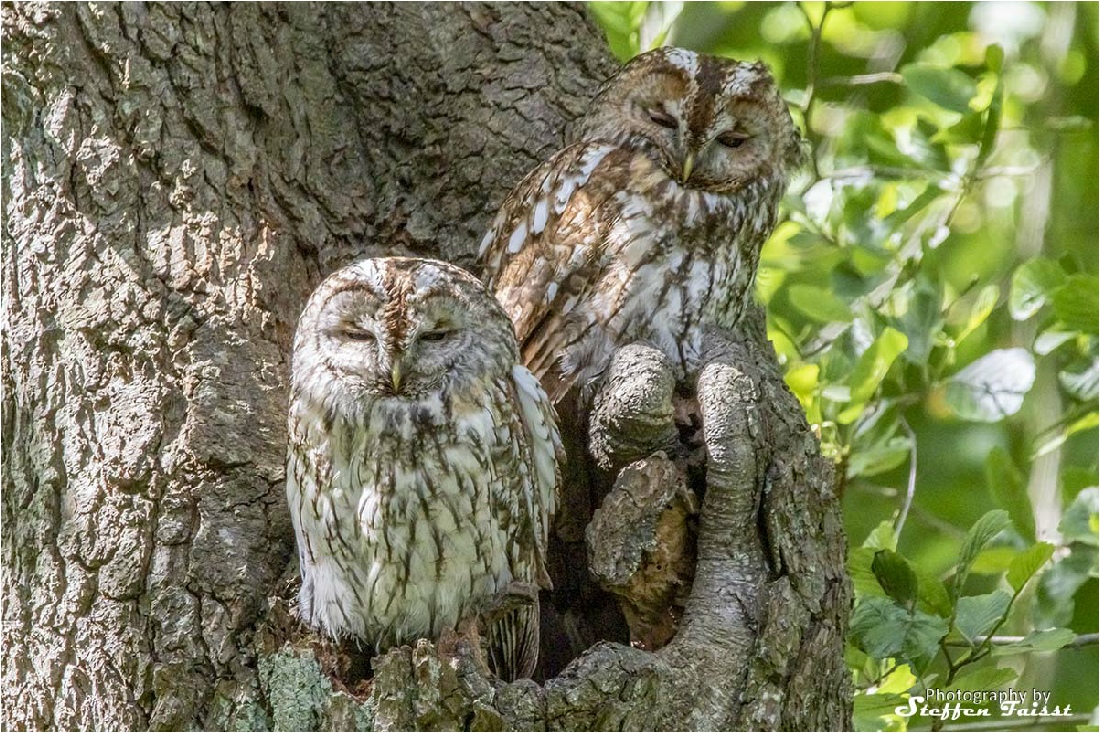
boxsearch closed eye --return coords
[647,108,678,130]
[717,131,749,149]
[341,328,376,342]
[420,330,452,343]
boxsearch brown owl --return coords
[479,47,801,403]
[286,257,561,681]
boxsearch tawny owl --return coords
[286,256,561,681]
[479,47,802,403]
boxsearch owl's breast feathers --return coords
[479,140,771,401]
[287,377,555,648]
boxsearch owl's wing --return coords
[479,141,634,401]
[509,363,562,589]
[480,365,562,681]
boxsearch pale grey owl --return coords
[479,47,801,403]
[286,256,561,681]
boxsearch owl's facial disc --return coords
[631,87,762,191]
[295,257,520,422]
[384,315,462,396]
[577,47,798,193]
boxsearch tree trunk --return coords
[1,3,851,730]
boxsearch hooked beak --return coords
[390,358,405,393]
[680,152,695,183]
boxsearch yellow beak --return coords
[681,153,695,183]
[390,359,404,392]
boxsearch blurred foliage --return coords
[590,2,1098,729]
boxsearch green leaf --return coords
[897,279,943,363]
[879,664,918,694]
[970,546,1020,575]
[866,129,924,170]
[959,510,1013,567]
[991,628,1077,656]
[839,111,924,170]
[836,401,867,426]
[1052,274,1100,333]
[853,692,909,731]
[848,328,909,403]
[785,362,820,402]
[958,285,999,344]
[913,565,953,618]
[588,2,648,60]
[822,384,853,402]
[848,407,911,479]
[954,510,1012,596]
[952,665,1018,692]
[945,348,1035,422]
[902,64,978,114]
[1046,116,1094,130]
[1059,358,1099,401]
[978,46,1004,164]
[985,446,1035,541]
[1064,467,1098,494]
[1059,488,1099,545]
[1007,542,1056,592]
[909,117,952,170]
[873,550,919,608]
[846,437,911,479]
[851,596,950,661]
[788,284,854,323]
[939,110,985,145]
[863,520,898,551]
[955,591,1012,640]
[849,547,889,597]
[1010,258,1066,320]
[881,184,944,230]
[985,43,1005,74]
[1034,329,1077,355]
[1036,547,1096,627]
[1067,410,1100,438]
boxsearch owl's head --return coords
[577,47,802,193]
[291,257,517,412]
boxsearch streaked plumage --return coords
[479,47,801,402]
[286,256,560,681]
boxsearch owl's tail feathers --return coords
[485,584,541,682]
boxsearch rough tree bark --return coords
[1,3,851,730]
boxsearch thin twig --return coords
[798,1,829,179]
[908,504,969,539]
[945,633,1099,649]
[819,71,904,87]
[894,415,917,539]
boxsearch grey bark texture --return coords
[1,3,851,731]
